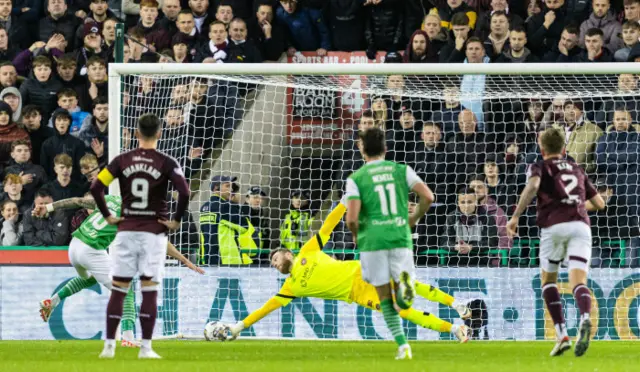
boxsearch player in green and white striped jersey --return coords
[34,195,203,346]
[345,128,435,360]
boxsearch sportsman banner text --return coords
[286,51,387,145]
[1,267,639,340]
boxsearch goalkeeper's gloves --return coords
[227,321,245,341]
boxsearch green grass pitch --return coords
[1,340,638,372]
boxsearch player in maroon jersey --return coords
[506,127,605,358]
[90,113,190,359]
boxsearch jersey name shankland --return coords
[528,159,598,228]
[106,148,184,234]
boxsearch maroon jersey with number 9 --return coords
[528,159,598,228]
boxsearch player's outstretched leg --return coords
[40,276,98,322]
[398,308,470,343]
[121,286,140,348]
[573,284,592,357]
[138,285,161,359]
[100,283,130,359]
[542,282,571,356]
[415,281,471,319]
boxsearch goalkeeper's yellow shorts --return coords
[350,273,381,311]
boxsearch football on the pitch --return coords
[204,321,228,341]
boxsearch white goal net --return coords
[108,63,640,341]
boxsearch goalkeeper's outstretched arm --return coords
[227,297,285,340]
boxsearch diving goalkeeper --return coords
[223,200,471,342]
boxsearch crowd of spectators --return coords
[0,0,638,268]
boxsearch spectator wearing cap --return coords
[364,0,402,60]
[0,0,30,51]
[200,175,256,265]
[73,22,108,75]
[74,0,122,47]
[0,100,28,167]
[494,24,539,62]
[277,0,330,57]
[129,0,171,53]
[579,0,623,53]
[18,55,63,123]
[0,62,18,89]
[430,0,478,31]
[474,0,524,40]
[21,105,53,165]
[280,189,313,251]
[325,0,366,52]
[595,104,640,210]
[227,18,263,63]
[563,100,603,174]
[404,30,434,63]
[38,0,80,51]
[1,86,22,123]
[579,27,613,62]
[248,1,286,61]
[245,186,271,250]
[439,12,471,63]
[195,20,229,63]
[40,108,87,180]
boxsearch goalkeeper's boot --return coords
[396,271,415,310]
[453,325,470,343]
[99,343,116,359]
[39,299,55,322]
[453,300,472,320]
[395,344,412,360]
[121,339,141,348]
[574,318,592,357]
[139,347,162,359]
[549,336,571,357]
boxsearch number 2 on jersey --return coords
[560,174,580,204]
[374,183,398,216]
[131,178,149,209]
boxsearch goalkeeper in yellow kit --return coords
[224,200,472,342]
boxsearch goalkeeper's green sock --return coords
[52,276,98,307]
[121,287,136,340]
[380,299,407,346]
[415,281,454,307]
[399,308,452,333]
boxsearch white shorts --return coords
[110,231,167,283]
[68,238,112,289]
[540,221,592,273]
[360,248,415,287]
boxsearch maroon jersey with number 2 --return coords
[528,159,598,228]
[105,148,188,234]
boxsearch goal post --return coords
[108,62,640,341]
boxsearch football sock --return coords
[399,308,452,333]
[380,299,407,346]
[415,281,454,307]
[121,287,136,336]
[106,288,127,340]
[542,283,567,339]
[573,284,592,322]
[56,276,98,303]
[140,290,158,341]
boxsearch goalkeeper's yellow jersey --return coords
[274,203,361,306]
